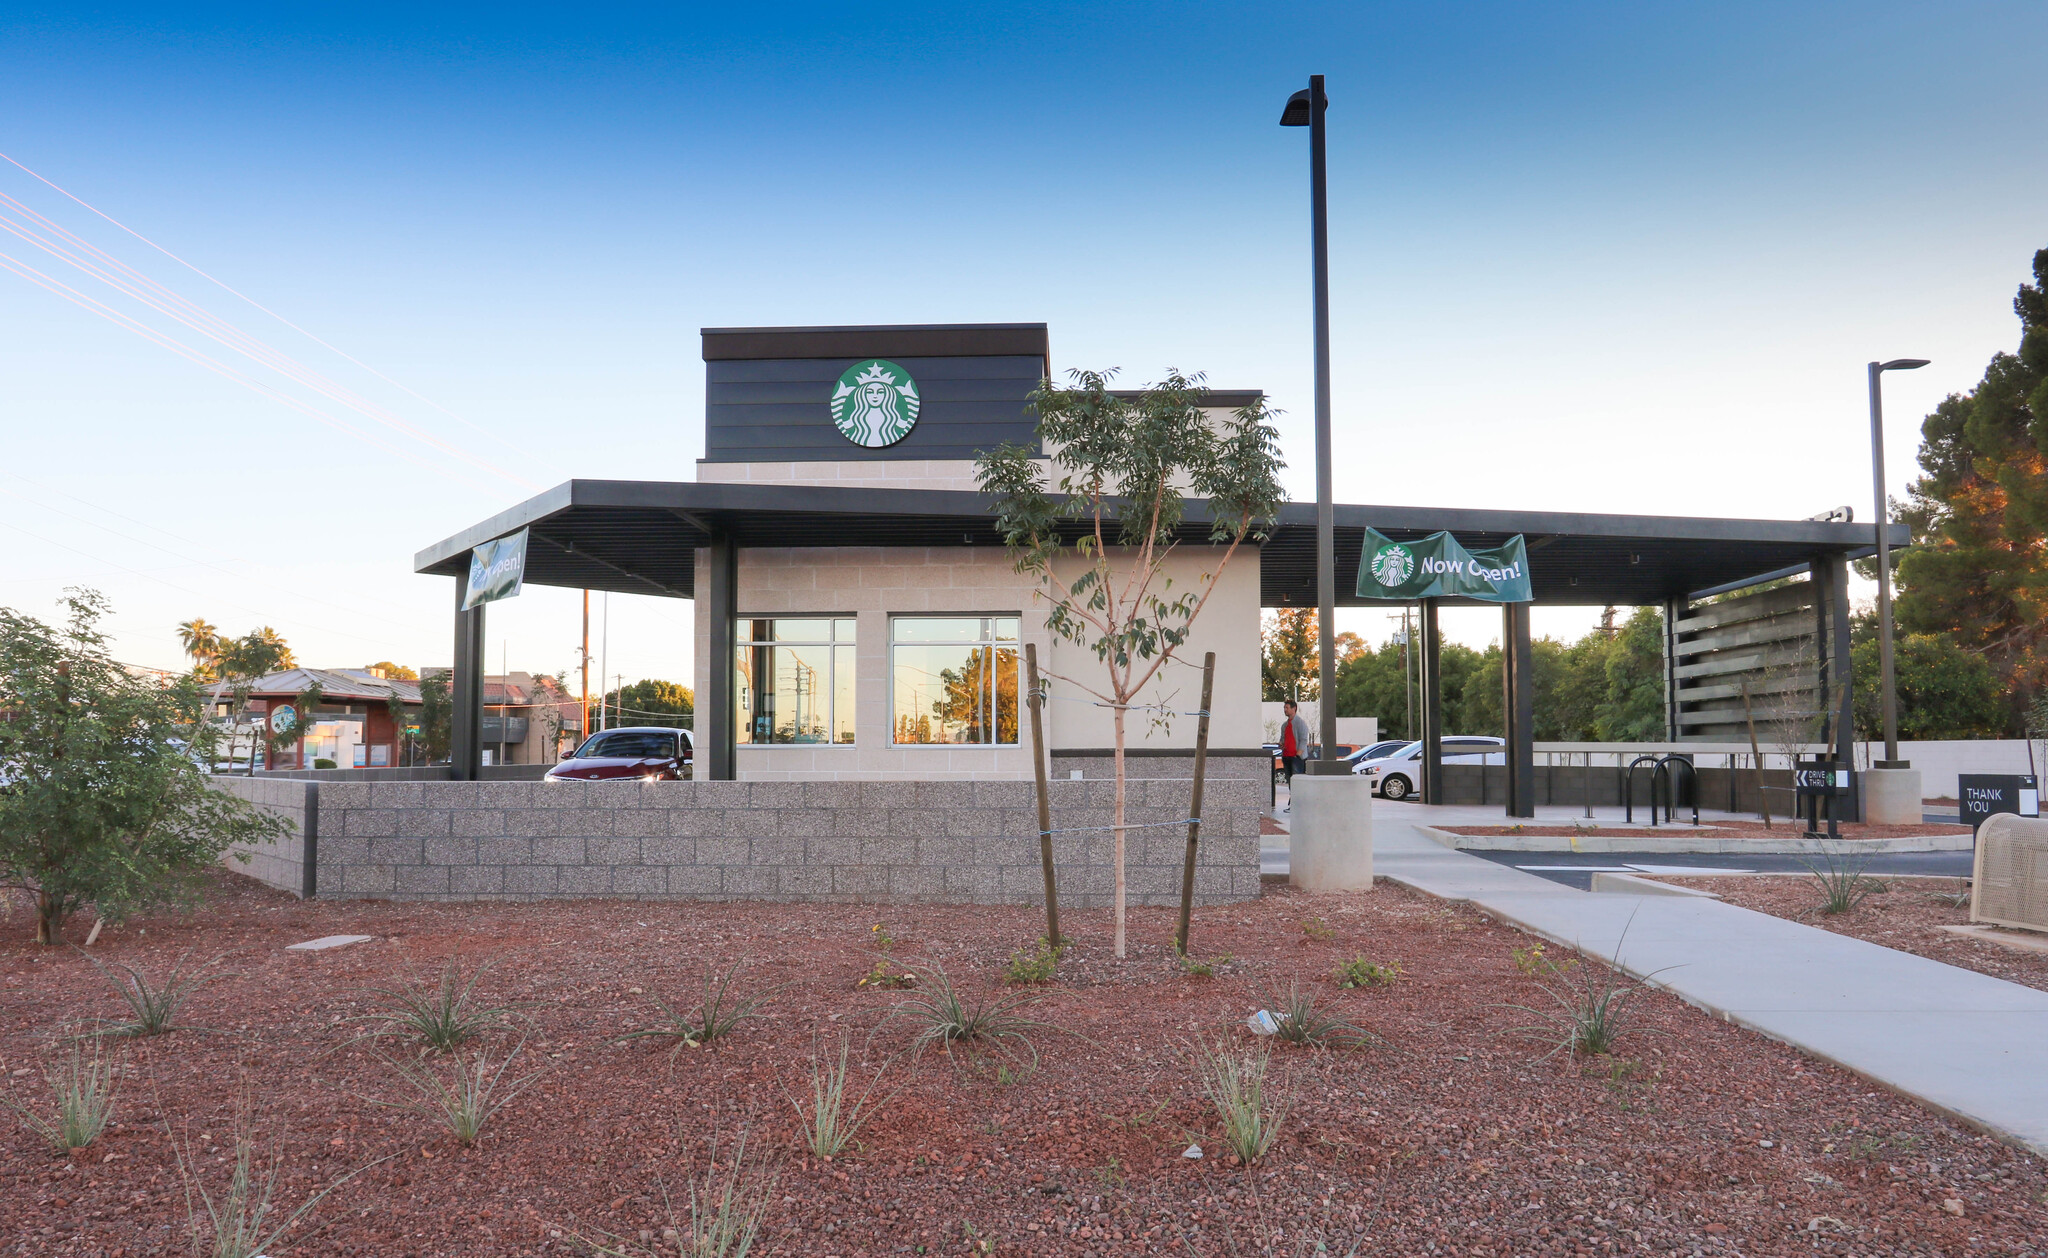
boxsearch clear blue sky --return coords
[2,2,2044,687]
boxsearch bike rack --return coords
[1655,753,1700,826]
[1623,755,1668,827]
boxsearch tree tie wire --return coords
[1038,817,1202,836]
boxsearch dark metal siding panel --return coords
[702,324,1049,363]
[703,355,1044,464]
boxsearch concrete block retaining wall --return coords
[210,775,1263,907]
[220,777,315,897]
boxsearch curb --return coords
[1414,824,1973,855]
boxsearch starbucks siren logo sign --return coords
[830,359,921,448]
[1369,542,1415,587]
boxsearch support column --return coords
[450,581,485,781]
[702,534,738,781]
[1824,555,1861,821]
[1502,601,1535,818]
[1663,596,1685,741]
[1418,599,1444,804]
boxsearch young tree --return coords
[0,592,293,943]
[979,369,1285,958]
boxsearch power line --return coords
[0,149,528,463]
[0,198,534,488]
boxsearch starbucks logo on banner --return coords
[829,359,921,448]
[1369,542,1414,587]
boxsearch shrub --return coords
[891,960,1044,1064]
[1505,922,1670,1060]
[1331,957,1402,989]
[83,949,222,1037]
[376,1040,540,1146]
[617,963,775,1054]
[1800,843,1886,915]
[1001,937,1066,985]
[0,592,295,944]
[857,923,914,989]
[572,1132,776,1258]
[2,1039,118,1150]
[1191,1040,1287,1164]
[174,1096,389,1258]
[355,960,514,1052]
[1171,941,1230,979]
[785,1036,902,1159]
[1259,982,1375,1049]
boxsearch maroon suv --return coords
[544,727,693,782]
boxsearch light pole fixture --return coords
[1868,357,1928,768]
[1281,75,1342,771]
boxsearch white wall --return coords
[1870,740,2044,801]
[694,543,1265,781]
[1258,701,1378,750]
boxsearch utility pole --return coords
[581,590,591,749]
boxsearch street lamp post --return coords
[1281,75,1341,771]
[1867,357,1928,767]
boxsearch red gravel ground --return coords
[1443,822,1972,841]
[4,873,2046,1258]
[1644,874,2048,996]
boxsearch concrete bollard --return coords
[1863,766,1924,826]
[1288,774,1373,892]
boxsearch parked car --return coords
[545,727,693,782]
[1342,740,1411,767]
[1351,736,1505,800]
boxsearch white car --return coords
[1352,736,1506,801]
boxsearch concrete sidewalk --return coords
[1372,820,2048,1157]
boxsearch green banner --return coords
[463,529,528,610]
[1356,528,1533,603]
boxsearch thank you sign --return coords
[463,529,528,610]
[1357,528,1533,602]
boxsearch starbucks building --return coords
[417,322,1902,819]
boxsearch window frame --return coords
[887,614,1021,747]
[734,615,857,747]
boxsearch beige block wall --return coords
[696,460,989,491]
[693,544,1264,781]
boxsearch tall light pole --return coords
[1868,357,1928,767]
[1281,75,1340,771]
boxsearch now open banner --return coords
[1355,528,1533,603]
[463,529,529,610]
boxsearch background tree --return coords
[601,679,695,730]
[417,672,452,762]
[1848,612,2004,740]
[1892,245,2048,730]
[1260,609,1320,701]
[980,368,1284,958]
[0,592,292,943]
[177,617,220,679]
[364,660,419,680]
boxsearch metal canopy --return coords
[415,479,1904,607]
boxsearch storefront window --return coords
[736,618,855,745]
[890,616,1019,745]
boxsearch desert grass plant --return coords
[1259,982,1376,1049]
[1001,936,1066,985]
[617,962,776,1055]
[857,922,915,989]
[376,1039,542,1146]
[80,948,223,1037]
[2,1038,118,1151]
[890,959,1045,1065]
[784,1035,904,1159]
[353,959,515,1052]
[1505,921,1674,1060]
[1331,957,1402,989]
[1800,843,1887,915]
[1171,941,1231,978]
[173,1099,390,1258]
[1924,878,1974,909]
[571,1131,777,1258]
[1191,1039,1288,1164]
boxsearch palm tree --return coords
[177,617,220,679]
